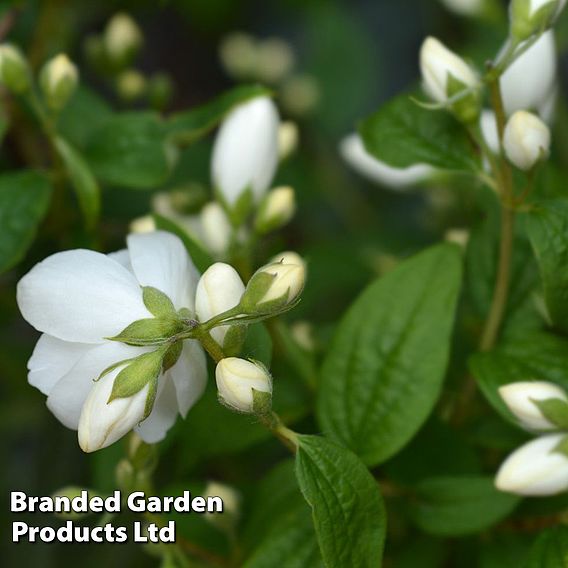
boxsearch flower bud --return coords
[212,97,279,215]
[254,186,296,234]
[281,74,320,116]
[510,0,566,41]
[440,0,485,17]
[78,370,149,453]
[196,263,245,349]
[39,54,79,111]
[270,251,306,269]
[0,44,30,93]
[255,38,295,84]
[278,121,299,160]
[203,481,241,532]
[504,111,551,170]
[218,32,257,79]
[116,69,146,103]
[215,357,272,413]
[51,487,102,519]
[104,12,143,68]
[148,72,174,110]
[495,433,568,496]
[200,202,232,256]
[419,37,480,122]
[130,215,156,234]
[240,260,305,315]
[499,381,568,431]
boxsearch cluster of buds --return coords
[0,45,78,112]
[496,381,568,495]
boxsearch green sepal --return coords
[511,0,557,40]
[143,375,160,421]
[240,271,292,315]
[446,74,480,124]
[107,348,166,403]
[554,435,568,458]
[534,398,568,430]
[162,341,183,372]
[143,286,177,318]
[107,317,184,346]
[215,184,254,228]
[252,388,273,416]
[223,325,247,357]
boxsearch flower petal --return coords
[169,340,207,418]
[127,231,199,312]
[47,342,147,430]
[108,249,133,272]
[28,334,92,395]
[135,375,179,444]
[17,250,151,343]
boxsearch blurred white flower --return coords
[439,0,485,17]
[496,434,568,496]
[340,133,434,190]
[18,232,207,451]
[504,111,551,170]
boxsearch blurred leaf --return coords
[317,244,462,466]
[85,112,171,189]
[470,331,568,426]
[0,170,51,273]
[390,535,448,568]
[479,534,534,568]
[525,525,568,567]
[241,323,273,367]
[408,476,520,537]
[154,213,213,273]
[359,94,478,171]
[526,199,568,333]
[53,136,100,229]
[167,84,272,146]
[295,435,386,568]
[57,86,113,149]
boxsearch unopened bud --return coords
[281,74,320,116]
[200,202,232,256]
[104,12,143,68]
[240,260,305,315]
[196,263,245,350]
[51,487,101,519]
[496,433,568,495]
[216,357,272,413]
[78,369,149,453]
[420,37,480,122]
[440,0,485,17]
[255,38,294,84]
[510,0,566,41]
[278,121,299,160]
[499,381,568,431]
[148,72,174,110]
[116,69,146,102]
[40,54,78,111]
[130,215,156,234]
[254,186,296,234]
[203,481,241,531]
[270,251,305,269]
[504,110,551,170]
[218,32,257,79]
[0,44,30,93]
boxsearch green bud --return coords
[39,54,79,111]
[51,486,101,519]
[510,0,563,41]
[116,68,146,102]
[447,73,481,124]
[148,72,174,110]
[0,44,30,93]
[104,12,143,69]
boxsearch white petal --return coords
[127,231,199,312]
[108,249,133,272]
[46,342,147,430]
[168,340,207,418]
[17,250,151,343]
[135,375,178,444]
[340,134,434,190]
[28,334,92,395]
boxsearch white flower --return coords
[495,434,568,496]
[212,96,279,207]
[439,0,484,17]
[195,263,245,347]
[500,31,557,118]
[215,357,272,413]
[17,231,207,451]
[504,111,551,170]
[200,202,232,256]
[419,37,478,104]
[499,381,568,431]
[339,134,434,190]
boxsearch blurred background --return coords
[2,0,567,565]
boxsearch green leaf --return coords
[470,331,568,426]
[53,136,100,229]
[317,243,463,466]
[142,286,177,318]
[295,435,386,568]
[525,526,568,567]
[0,171,52,273]
[153,213,213,273]
[408,476,520,537]
[358,93,478,172]
[108,317,183,346]
[526,199,568,333]
[167,84,272,146]
[85,112,171,189]
[109,349,165,402]
[240,323,273,366]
